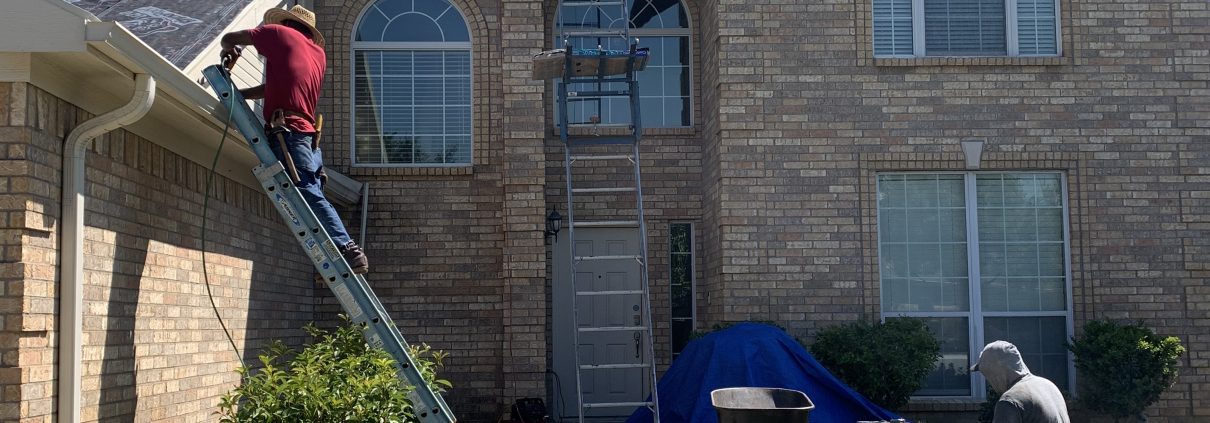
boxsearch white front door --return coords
[553,227,647,420]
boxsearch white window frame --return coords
[877,171,1075,400]
[552,0,695,128]
[350,1,474,168]
[877,0,1062,58]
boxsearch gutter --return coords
[58,74,156,423]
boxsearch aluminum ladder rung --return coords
[560,29,629,38]
[576,289,644,296]
[572,187,635,193]
[574,254,642,261]
[583,401,654,409]
[567,90,631,97]
[570,154,633,162]
[565,135,637,147]
[579,325,648,333]
[563,77,631,84]
[572,220,639,227]
[567,123,633,129]
[561,1,626,6]
[580,363,651,370]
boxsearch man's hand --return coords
[220,30,254,69]
[220,46,242,70]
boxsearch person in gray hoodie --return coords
[971,341,1071,423]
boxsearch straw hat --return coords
[263,5,325,47]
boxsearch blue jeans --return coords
[269,131,353,247]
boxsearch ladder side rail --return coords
[625,40,661,422]
[559,41,589,423]
[203,65,455,423]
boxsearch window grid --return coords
[351,0,473,167]
[878,171,1072,399]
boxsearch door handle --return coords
[634,332,641,358]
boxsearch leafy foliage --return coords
[218,318,451,423]
[808,318,941,410]
[1067,320,1185,421]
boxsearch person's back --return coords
[246,22,325,133]
[995,374,1070,423]
[972,341,1070,423]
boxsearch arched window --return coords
[555,0,691,128]
[353,0,472,166]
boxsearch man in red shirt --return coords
[221,5,369,274]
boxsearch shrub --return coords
[218,318,452,423]
[808,318,940,410]
[1067,320,1185,421]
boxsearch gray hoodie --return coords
[971,341,1071,423]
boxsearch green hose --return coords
[201,84,246,369]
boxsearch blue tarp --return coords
[626,323,905,423]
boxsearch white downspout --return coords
[59,73,155,423]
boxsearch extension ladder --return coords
[202,65,455,423]
[554,0,661,420]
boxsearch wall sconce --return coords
[545,209,563,241]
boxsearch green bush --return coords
[1067,320,1185,421]
[218,318,452,423]
[808,318,940,410]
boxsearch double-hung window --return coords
[873,0,1059,57]
[877,172,1072,397]
[352,0,472,166]
[554,0,692,127]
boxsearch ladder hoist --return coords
[544,0,661,420]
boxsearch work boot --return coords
[340,241,369,274]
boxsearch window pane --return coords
[670,223,694,356]
[1016,0,1058,55]
[671,319,693,356]
[873,0,914,56]
[924,0,1006,56]
[984,317,1068,391]
[359,0,470,42]
[879,174,969,313]
[910,317,971,396]
[879,175,907,208]
[354,50,470,165]
[977,173,1065,313]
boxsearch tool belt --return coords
[267,108,324,186]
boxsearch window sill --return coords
[873,56,1067,67]
[903,398,985,412]
[347,166,474,177]
[548,126,699,137]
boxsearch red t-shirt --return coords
[247,24,325,133]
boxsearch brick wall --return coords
[704,0,1209,419]
[315,0,539,419]
[0,82,316,422]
